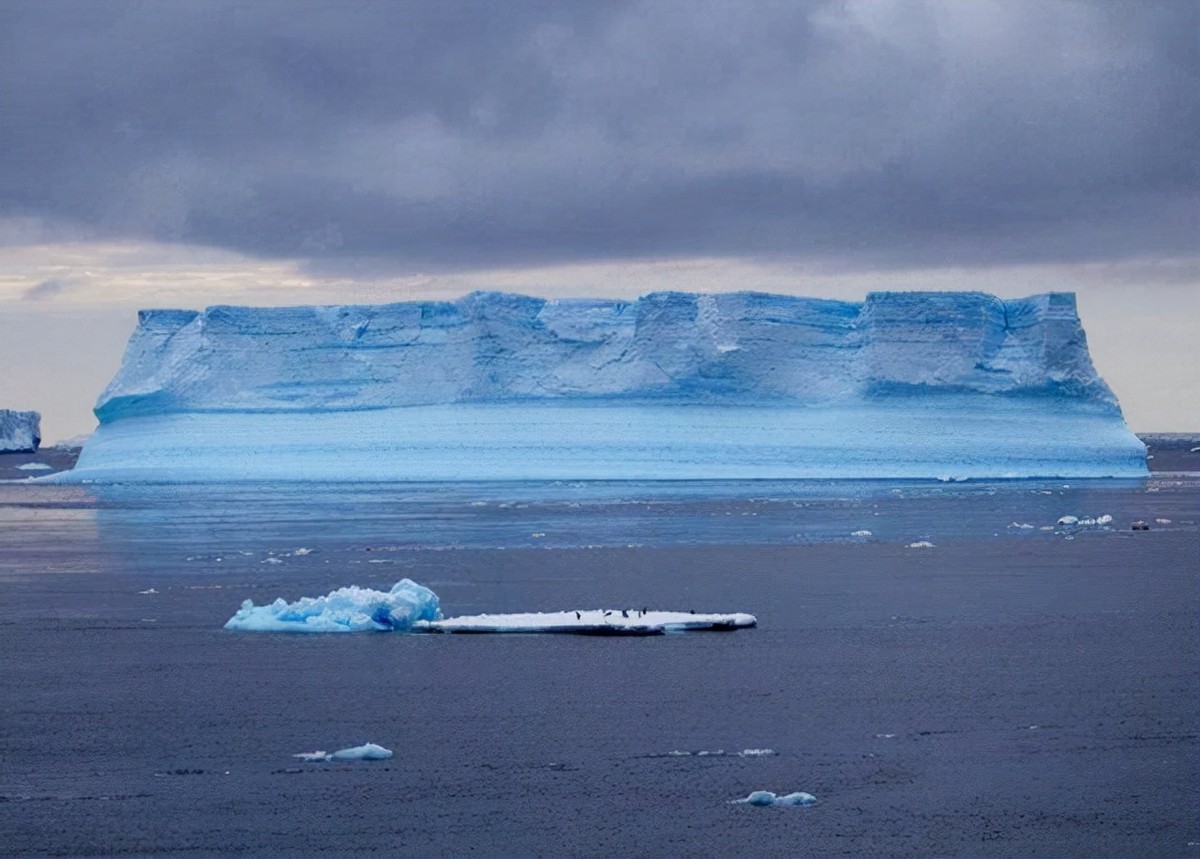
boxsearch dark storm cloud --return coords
[1,0,1196,274]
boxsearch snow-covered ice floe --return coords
[415,609,756,636]
[224,580,755,635]
[294,743,393,762]
[58,291,1146,482]
[733,790,817,807]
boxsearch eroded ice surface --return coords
[223,579,441,632]
[63,291,1146,481]
[0,409,40,453]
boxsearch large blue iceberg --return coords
[62,291,1146,481]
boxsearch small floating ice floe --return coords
[652,749,776,759]
[906,541,936,549]
[294,743,393,762]
[1156,518,1172,525]
[733,790,816,807]
[16,462,53,471]
[851,530,872,538]
[416,609,756,635]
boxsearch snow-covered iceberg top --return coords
[61,290,1147,481]
[94,290,1119,420]
[0,409,40,453]
[224,580,756,635]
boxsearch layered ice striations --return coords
[0,409,41,452]
[65,291,1147,481]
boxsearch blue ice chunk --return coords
[224,579,441,633]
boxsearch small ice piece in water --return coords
[1057,515,1079,525]
[1009,522,1035,529]
[16,462,53,471]
[734,790,816,807]
[330,743,393,761]
[225,579,441,632]
[294,743,393,762]
[292,548,313,555]
[737,749,777,757]
[906,541,935,549]
[138,587,158,595]
[1155,518,1171,525]
[1096,514,1113,525]
[851,530,872,537]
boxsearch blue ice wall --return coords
[64,291,1145,481]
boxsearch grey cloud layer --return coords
[2,0,1196,273]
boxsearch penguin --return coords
[621,609,628,618]
[575,611,581,620]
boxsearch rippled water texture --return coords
[1,476,1197,856]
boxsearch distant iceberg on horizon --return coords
[59,290,1147,482]
[0,409,41,453]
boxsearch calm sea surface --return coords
[1,476,1197,857]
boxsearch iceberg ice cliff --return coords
[0,409,41,453]
[63,291,1146,481]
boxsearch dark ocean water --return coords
[1,475,1197,857]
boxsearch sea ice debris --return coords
[906,541,936,549]
[16,462,53,471]
[851,530,872,537]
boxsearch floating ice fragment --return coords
[851,530,872,537]
[906,541,936,549]
[738,749,777,757]
[417,609,756,635]
[330,743,393,761]
[224,579,441,632]
[1009,522,1035,529]
[1057,516,1079,525]
[15,462,52,471]
[734,790,816,807]
[261,557,283,564]
[292,548,313,556]
[1155,518,1171,524]
[294,743,393,762]
[138,588,158,595]
[1096,514,1113,525]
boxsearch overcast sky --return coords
[1,0,1197,439]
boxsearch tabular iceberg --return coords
[0,409,41,453]
[62,290,1146,481]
